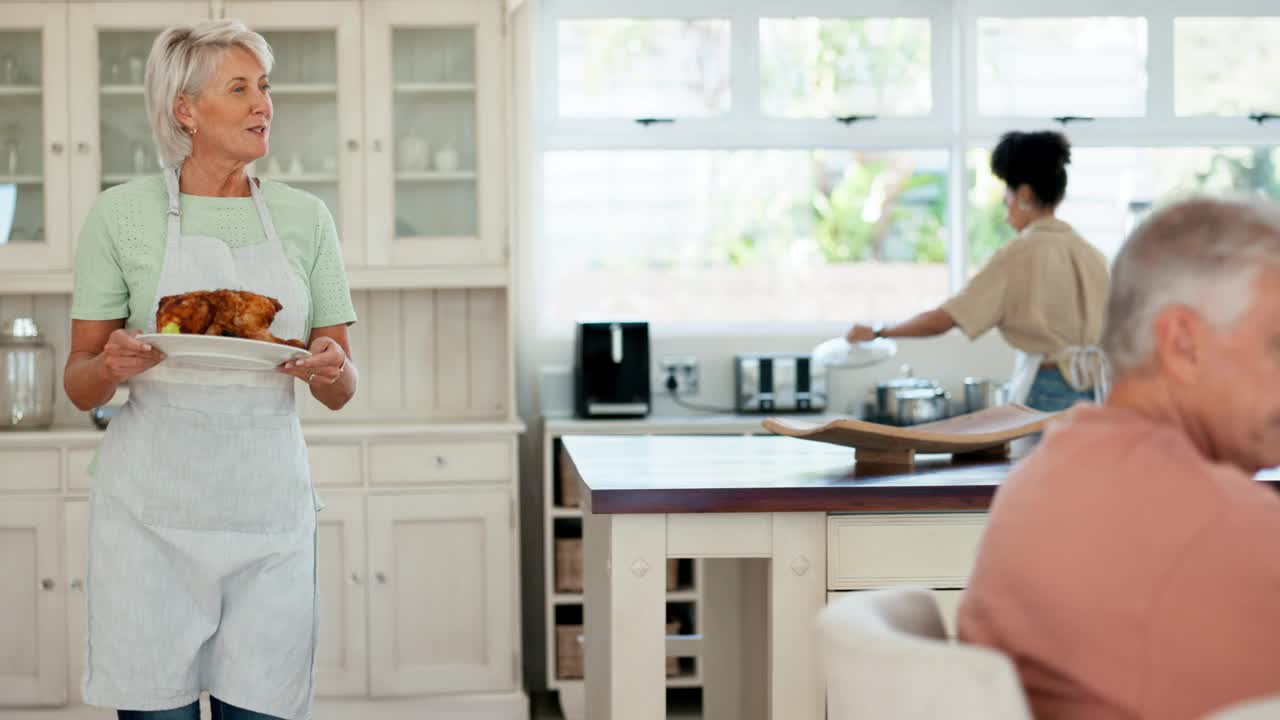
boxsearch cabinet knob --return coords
[70,578,83,591]
[375,572,388,584]
[51,142,64,155]
[41,578,55,591]
[349,572,362,585]
[434,455,446,467]
[346,139,359,151]
[77,142,91,155]
[372,139,383,152]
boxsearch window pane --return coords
[1176,18,1280,116]
[759,18,931,118]
[977,18,1147,117]
[542,150,949,326]
[557,19,730,118]
[968,146,1280,269]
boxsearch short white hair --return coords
[144,19,273,168]
[1102,195,1280,375]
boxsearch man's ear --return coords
[1152,304,1203,383]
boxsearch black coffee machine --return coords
[574,321,650,418]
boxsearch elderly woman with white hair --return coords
[61,19,357,720]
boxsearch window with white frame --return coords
[534,0,1280,332]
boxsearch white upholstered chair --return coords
[816,587,1032,720]
[1205,695,1280,719]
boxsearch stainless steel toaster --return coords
[734,352,827,413]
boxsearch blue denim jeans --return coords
[117,697,283,720]
[1025,367,1094,412]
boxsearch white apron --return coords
[82,167,319,719]
[1008,347,1110,406]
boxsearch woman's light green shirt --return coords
[70,174,357,335]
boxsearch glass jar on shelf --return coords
[0,54,19,85]
[2,130,19,176]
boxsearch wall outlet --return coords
[658,356,700,397]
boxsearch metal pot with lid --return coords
[867,364,949,424]
[963,377,1010,413]
[0,318,55,430]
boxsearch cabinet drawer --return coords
[307,443,362,487]
[827,513,986,590]
[827,589,966,638]
[369,439,512,485]
[67,447,98,491]
[0,448,60,492]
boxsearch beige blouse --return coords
[941,217,1109,389]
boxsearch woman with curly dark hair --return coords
[846,130,1109,412]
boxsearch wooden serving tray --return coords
[762,404,1060,469]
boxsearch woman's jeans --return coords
[117,697,283,720]
[1025,367,1094,412]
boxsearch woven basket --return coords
[555,539,679,593]
[558,462,580,508]
[556,622,681,679]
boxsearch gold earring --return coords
[188,126,197,136]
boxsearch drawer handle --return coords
[434,455,446,468]
[70,578,83,591]
[346,138,359,151]
[349,572,362,585]
[375,572,388,584]
[41,578,55,591]
[77,141,91,155]
[51,142,64,155]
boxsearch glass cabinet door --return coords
[68,3,210,244]
[0,4,70,272]
[225,2,365,268]
[364,0,505,268]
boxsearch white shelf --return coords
[269,83,338,95]
[100,84,144,95]
[394,82,475,94]
[550,672,703,691]
[395,170,476,182]
[550,506,581,518]
[552,589,698,605]
[0,175,42,185]
[0,85,40,97]
[665,671,703,688]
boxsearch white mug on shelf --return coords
[433,146,460,173]
[398,135,429,171]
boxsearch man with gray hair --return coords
[957,195,1280,720]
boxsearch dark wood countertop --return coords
[561,434,1280,514]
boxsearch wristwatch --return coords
[872,322,886,339]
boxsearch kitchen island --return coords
[560,433,1277,720]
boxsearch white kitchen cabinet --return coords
[315,492,369,697]
[0,497,67,706]
[0,2,71,275]
[64,498,88,705]
[67,2,212,240]
[361,0,507,270]
[2,0,512,292]
[367,491,516,697]
[222,1,367,268]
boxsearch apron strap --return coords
[162,166,182,240]
[247,177,282,246]
[1064,346,1110,403]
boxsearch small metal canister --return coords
[0,318,56,430]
